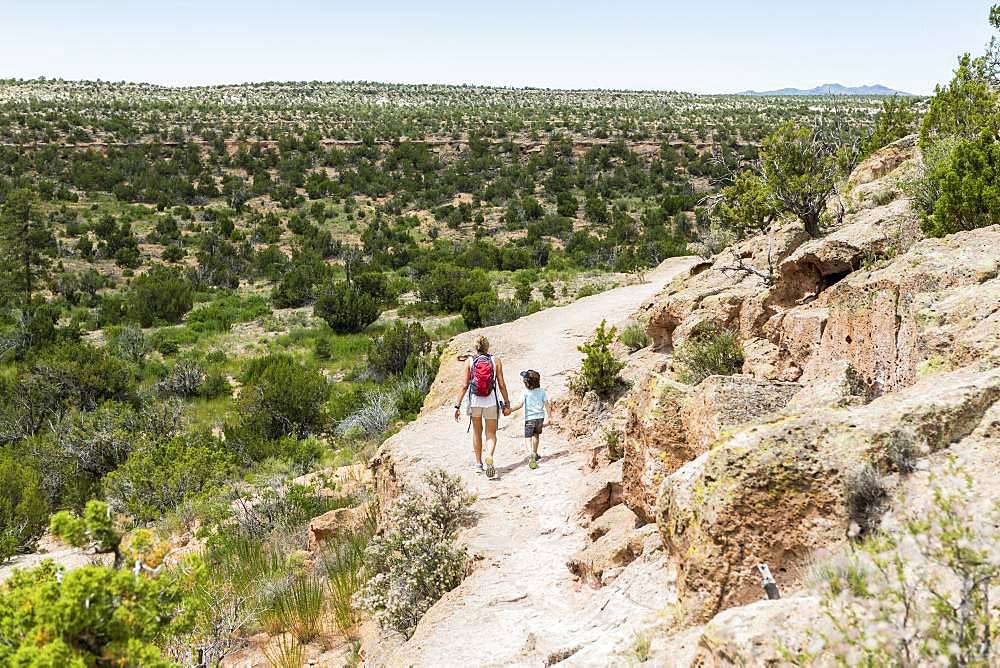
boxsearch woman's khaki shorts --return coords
[467,405,499,420]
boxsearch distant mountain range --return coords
[736,83,914,97]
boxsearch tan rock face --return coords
[307,505,366,551]
[566,504,648,587]
[689,596,822,667]
[623,374,693,521]
[657,366,1000,622]
[682,375,800,453]
[846,135,921,209]
[622,373,799,523]
[802,227,1000,395]
[644,138,930,393]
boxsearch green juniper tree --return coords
[0,188,56,309]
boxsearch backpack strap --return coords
[492,356,500,412]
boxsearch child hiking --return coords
[453,336,511,479]
[507,369,553,470]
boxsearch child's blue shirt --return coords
[521,388,548,420]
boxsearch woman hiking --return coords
[453,335,511,479]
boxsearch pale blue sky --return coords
[2,1,994,94]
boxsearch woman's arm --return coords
[495,358,511,407]
[453,363,470,422]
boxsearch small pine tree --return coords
[576,320,625,397]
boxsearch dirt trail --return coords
[372,257,698,667]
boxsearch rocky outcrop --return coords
[578,459,624,521]
[646,224,812,352]
[566,504,651,587]
[657,365,1000,621]
[644,137,933,393]
[307,505,367,551]
[687,596,822,666]
[681,375,799,452]
[623,373,800,522]
[623,374,693,521]
[800,228,1000,395]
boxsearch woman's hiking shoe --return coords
[474,462,484,474]
[528,452,538,470]
[485,456,496,479]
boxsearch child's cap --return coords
[521,369,541,387]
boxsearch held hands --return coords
[503,406,511,417]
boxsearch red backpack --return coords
[469,354,496,397]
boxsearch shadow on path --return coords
[494,447,571,477]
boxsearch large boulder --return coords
[657,365,1000,622]
[681,375,800,452]
[623,374,693,521]
[622,374,800,523]
[307,505,367,551]
[688,596,822,667]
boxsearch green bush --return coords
[760,121,841,236]
[575,320,625,397]
[150,325,199,355]
[919,54,997,150]
[673,327,744,385]
[49,499,120,556]
[106,323,149,364]
[103,431,236,522]
[199,370,232,399]
[367,321,432,380]
[482,298,538,327]
[155,357,205,397]
[126,265,193,327]
[418,264,491,313]
[186,293,271,333]
[47,400,177,483]
[271,252,329,308]
[862,96,917,157]
[714,170,776,240]
[234,353,330,442]
[0,453,48,563]
[460,290,498,329]
[922,129,1000,237]
[314,336,333,360]
[353,271,393,304]
[358,469,472,637]
[30,342,137,411]
[314,281,381,334]
[618,322,650,352]
[0,562,188,666]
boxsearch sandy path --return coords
[373,257,697,667]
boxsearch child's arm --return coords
[543,399,555,426]
[508,398,524,412]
